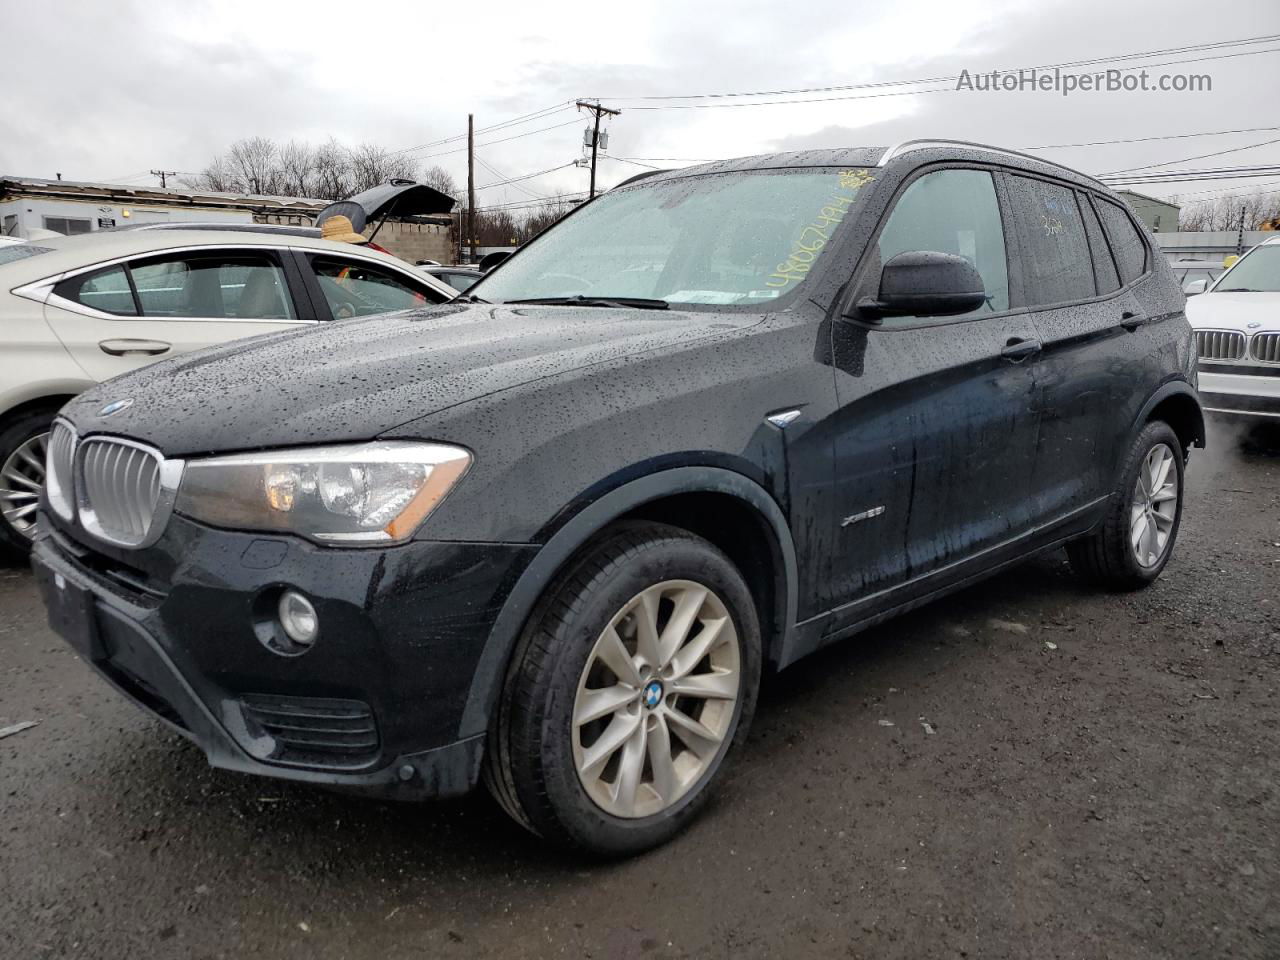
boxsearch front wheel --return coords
[0,408,56,558]
[1067,421,1185,589]
[484,523,761,855]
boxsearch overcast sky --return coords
[3,0,1278,208]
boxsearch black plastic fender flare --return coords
[457,466,799,739]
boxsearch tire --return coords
[484,522,761,856]
[1067,420,1185,590]
[0,407,57,559]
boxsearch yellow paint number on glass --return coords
[766,169,875,289]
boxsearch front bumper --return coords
[1198,369,1280,421]
[32,515,537,799]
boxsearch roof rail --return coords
[876,139,1108,188]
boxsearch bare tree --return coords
[420,165,459,205]
[1178,190,1280,231]
[186,137,424,201]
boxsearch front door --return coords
[825,166,1042,616]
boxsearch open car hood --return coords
[315,179,456,232]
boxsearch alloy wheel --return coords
[0,431,48,540]
[572,580,741,819]
[1131,442,1178,568]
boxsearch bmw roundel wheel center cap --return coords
[642,680,664,710]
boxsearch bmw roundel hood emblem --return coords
[98,398,134,418]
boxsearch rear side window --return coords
[1079,195,1120,295]
[130,253,296,319]
[54,265,138,316]
[1096,198,1148,284]
[1004,175,1096,306]
[873,168,1010,323]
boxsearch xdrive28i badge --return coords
[98,398,134,418]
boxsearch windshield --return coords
[472,167,877,307]
[1213,244,1280,292]
[0,244,53,266]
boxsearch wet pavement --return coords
[2,422,1277,959]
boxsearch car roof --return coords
[0,228,451,292]
[630,141,1110,194]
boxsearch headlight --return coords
[174,441,472,545]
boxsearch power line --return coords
[1099,136,1280,176]
[1100,163,1280,185]
[406,118,583,161]
[390,101,575,157]
[1024,124,1280,151]
[614,43,1280,111]
[593,33,1280,103]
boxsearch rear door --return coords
[1009,176,1157,525]
[825,165,1042,615]
[42,247,311,382]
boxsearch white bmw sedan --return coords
[0,229,456,554]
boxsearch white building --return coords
[0,175,325,239]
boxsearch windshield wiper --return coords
[453,293,490,303]
[1215,287,1256,292]
[504,295,669,310]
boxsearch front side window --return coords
[1213,244,1280,293]
[130,254,295,319]
[311,257,434,319]
[472,167,878,307]
[1004,175,1096,306]
[1096,198,1149,284]
[54,265,137,315]
[872,168,1010,323]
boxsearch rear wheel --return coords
[1067,421,1185,589]
[484,523,761,855]
[0,408,56,558]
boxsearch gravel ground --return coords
[2,421,1277,960]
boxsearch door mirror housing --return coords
[853,250,988,320]
[1183,278,1208,296]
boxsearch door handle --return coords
[98,339,171,357]
[1120,311,1145,332]
[1001,338,1042,361]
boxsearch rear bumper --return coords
[32,520,536,799]
[1198,369,1280,420]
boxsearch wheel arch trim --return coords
[457,466,799,738]
[1132,379,1206,453]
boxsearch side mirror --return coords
[1184,278,1208,296]
[478,251,511,272]
[853,250,988,320]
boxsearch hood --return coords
[1186,291,1280,333]
[63,304,754,455]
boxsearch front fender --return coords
[456,465,799,739]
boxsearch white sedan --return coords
[0,229,455,553]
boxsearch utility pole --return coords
[576,101,620,200]
[467,114,476,263]
[151,169,177,188]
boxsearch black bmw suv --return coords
[33,141,1203,855]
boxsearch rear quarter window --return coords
[1096,198,1149,284]
[53,264,138,316]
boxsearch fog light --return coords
[278,590,318,646]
